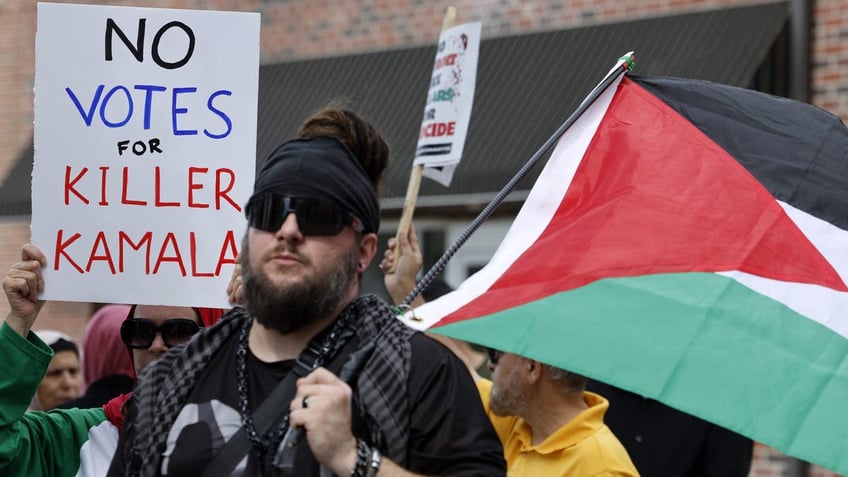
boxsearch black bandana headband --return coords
[247,136,380,234]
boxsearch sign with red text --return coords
[32,3,259,308]
[413,22,481,186]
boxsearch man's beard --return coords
[240,239,359,334]
[489,365,528,417]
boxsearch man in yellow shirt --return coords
[478,349,638,476]
[380,227,640,476]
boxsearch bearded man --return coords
[108,108,506,477]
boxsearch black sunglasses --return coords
[487,348,504,366]
[247,194,365,236]
[120,318,201,349]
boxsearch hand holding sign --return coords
[391,8,481,273]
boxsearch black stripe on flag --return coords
[632,75,848,230]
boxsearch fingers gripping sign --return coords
[289,367,359,476]
[225,256,244,305]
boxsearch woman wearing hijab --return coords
[30,329,83,410]
[57,304,136,409]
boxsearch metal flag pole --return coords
[400,51,636,309]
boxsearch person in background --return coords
[30,329,83,410]
[585,380,753,477]
[58,304,135,409]
[0,242,222,477]
[381,227,489,378]
[382,225,640,477]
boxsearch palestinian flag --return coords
[407,74,848,473]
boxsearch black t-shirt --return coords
[145,331,504,476]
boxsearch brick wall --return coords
[0,1,845,475]
[0,1,37,185]
[811,0,848,119]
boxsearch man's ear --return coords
[526,360,542,384]
[357,233,378,271]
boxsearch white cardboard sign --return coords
[32,3,260,308]
[413,22,481,186]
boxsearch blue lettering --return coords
[64,84,232,135]
[171,87,198,136]
[134,84,167,129]
[65,85,105,126]
[204,90,232,139]
[99,86,133,128]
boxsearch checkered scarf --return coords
[122,294,413,477]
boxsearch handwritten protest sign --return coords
[413,22,481,186]
[32,3,259,308]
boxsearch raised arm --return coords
[380,223,424,308]
[0,243,107,477]
[2,243,48,338]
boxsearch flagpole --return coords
[401,51,636,309]
[389,6,457,274]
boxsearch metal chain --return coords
[235,313,354,453]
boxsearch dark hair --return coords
[296,104,390,195]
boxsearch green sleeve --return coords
[0,321,107,477]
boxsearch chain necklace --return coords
[235,313,355,453]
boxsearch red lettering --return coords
[51,230,233,276]
[64,167,89,205]
[98,167,108,206]
[85,231,116,274]
[121,166,147,206]
[190,232,213,277]
[215,230,239,276]
[118,231,152,274]
[419,121,457,139]
[215,168,240,212]
[153,232,187,276]
[188,167,209,208]
[434,53,457,69]
[154,166,180,207]
[54,229,84,273]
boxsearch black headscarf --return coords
[247,136,380,233]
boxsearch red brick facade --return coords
[0,1,844,475]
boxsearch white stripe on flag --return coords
[404,75,625,330]
[719,200,848,339]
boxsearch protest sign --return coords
[413,21,481,186]
[32,3,259,308]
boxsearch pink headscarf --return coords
[82,304,135,389]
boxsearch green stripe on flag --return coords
[433,272,848,473]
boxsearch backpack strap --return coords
[200,340,322,477]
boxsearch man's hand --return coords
[289,367,358,476]
[380,224,423,307]
[289,367,428,477]
[2,243,47,338]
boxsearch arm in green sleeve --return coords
[0,322,107,477]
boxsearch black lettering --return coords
[105,18,146,62]
[151,21,195,69]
